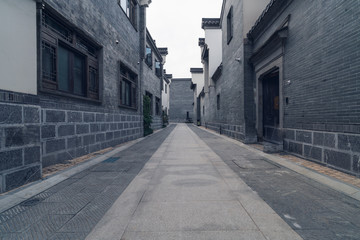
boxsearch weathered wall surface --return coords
[252,0,360,175]
[0,0,144,192]
[169,79,194,122]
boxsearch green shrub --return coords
[162,111,169,127]
[143,95,153,136]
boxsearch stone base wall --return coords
[151,116,162,130]
[41,109,142,168]
[206,122,245,141]
[284,128,360,176]
[0,103,41,193]
[0,102,142,193]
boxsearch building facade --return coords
[248,0,360,175]
[200,0,269,142]
[142,30,165,130]
[0,0,165,193]
[190,68,204,125]
[198,0,360,176]
[169,78,194,123]
[162,74,172,116]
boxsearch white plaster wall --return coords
[162,81,170,114]
[0,0,37,95]
[205,29,222,79]
[191,72,204,97]
[243,0,271,38]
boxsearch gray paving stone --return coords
[0,125,176,239]
[189,125,360,240]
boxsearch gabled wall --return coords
[0,0,37,95]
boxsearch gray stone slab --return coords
[121,230,266,240]
[189,125,360,240]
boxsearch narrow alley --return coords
[0,124,359,240]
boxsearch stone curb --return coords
[198,126,360,202]
[0,128,166,213]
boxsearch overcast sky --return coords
[147,0,223,78]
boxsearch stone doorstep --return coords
[198,125,360,201]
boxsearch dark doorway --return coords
[262,70,280,142]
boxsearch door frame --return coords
[255,57,284,139]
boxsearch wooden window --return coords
[145,46,152,67]
[227,7,233,44]
[155,59,162,77]
[118,0,137,29]
[41,10,100,100]
[119,63,137,109]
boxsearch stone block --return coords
[24,146,41,165]
[76,124,90,134]
[304,145,322,161]
[84,113,95,122]
[42,125,56,139]
[110,123,117,130]
[24,107,40,124]
[96,133,105,142]
[0,149,23,171]
[96,113,105,122]
[114,114,121,122]
[121,115,126,121]
[90,123,100,133]
[83,134,95,145]
[46,110,65,123]
[324,150,351,171]
[288,141,303,155]
[114,131,121,139]
[67,136,82,149]
[296,130,312,144]
[106,132,114,141]
[5,126,40,147]
[68,111,83,122]
[118,123,124,130]
[58,125,75,137]
[76,146,89,158]
[0,104,22,124]
[106,114,113,122]
[57,151,73,162]
[127,116,131,121]
[101,123,109,131]
[313,132,335,148]
[338,134,360,153]
[89,143,101,153]
[5,165,41,192]
[46,139,66,153]
[353,155,359,173]
[42,154,57,168]
[285,130,295,140]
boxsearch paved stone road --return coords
[0,125,175,240]
[189,125,360,240]
[0,124,359,240]
[87,124,301,239]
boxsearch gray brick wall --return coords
[169,79,194,122]
[252,0,360,132]
[203,0,256,142]
[142,56,162,130]
[251,0,360,175]
[0,0,146,192]
[0,103,41,192]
